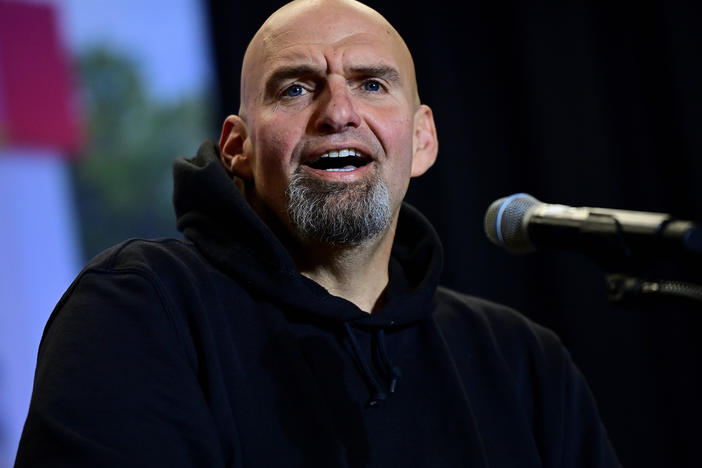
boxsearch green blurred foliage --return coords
[72,47,216,260]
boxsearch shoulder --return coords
[432,286,567,379]
[71,237,221,302]
[85,237,205,275]
[43,238,218,355]
[53,237,207,314]
[432,290,621,466]
[434,286,561,349]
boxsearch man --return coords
[15,0,621,466]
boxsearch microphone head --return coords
[484,193,540,254]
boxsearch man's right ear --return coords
[219,115,253,180]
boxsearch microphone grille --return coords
[484,193,539,253]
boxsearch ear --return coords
[410,104,438,177]
[219,115,253,180]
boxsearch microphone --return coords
[484,193,702,261]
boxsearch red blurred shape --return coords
[0,0,83,156]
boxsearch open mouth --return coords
[304,148,373,172]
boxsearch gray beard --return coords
[285,167,392,245]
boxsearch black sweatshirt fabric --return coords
[16,141,621,467]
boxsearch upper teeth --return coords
[320,148,361,158]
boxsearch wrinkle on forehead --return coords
[239,0,419,116]
[263,33,398,75]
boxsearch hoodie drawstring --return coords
[343,323,401,408]
[376,329,402,394]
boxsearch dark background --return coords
[204,1,702,466]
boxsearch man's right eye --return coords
[283,84,306,97]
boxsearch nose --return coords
[312,78,361,134]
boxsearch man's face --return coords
[228,0,435,244]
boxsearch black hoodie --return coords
[15,141,621,467]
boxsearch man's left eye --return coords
[284,84,306,97]
[362,80,382,92]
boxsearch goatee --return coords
[286,167,391,245]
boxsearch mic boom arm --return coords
[485,193,702,304]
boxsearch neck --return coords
[243,186,399,313]
[294,218,398,313]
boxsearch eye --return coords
[283,84,307,97]
[362,79,383,92]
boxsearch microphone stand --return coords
[587,214,702,305]
[606,274,702,304]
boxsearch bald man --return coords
[16,1,620,467]
[220,0,437,313]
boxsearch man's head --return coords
[219,0,438,245]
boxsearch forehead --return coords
[263,30,400,72]
[241,2,415,102]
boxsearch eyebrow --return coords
[347,65,402,85]
[263,63,402,97]
[264,65,320,97]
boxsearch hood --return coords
[173,140,443,328]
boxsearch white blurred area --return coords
[0,151,82,466]
[54,0,214,103]
[0,1,213,466]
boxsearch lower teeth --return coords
[325,166,356,172]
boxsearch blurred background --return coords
[0,0,215,466]
[1,0,700,467]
